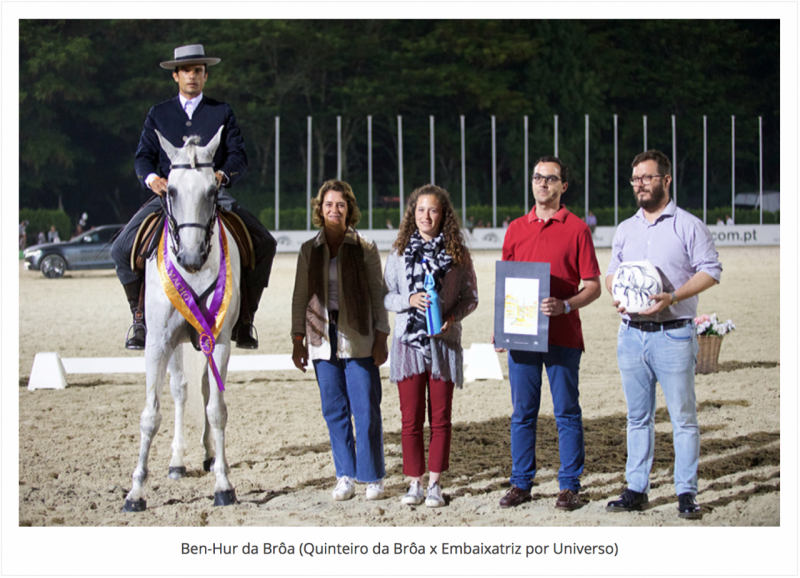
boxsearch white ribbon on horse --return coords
[157,216,233,391]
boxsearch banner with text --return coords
[273,225,779,253]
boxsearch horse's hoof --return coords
[203,458,215,472]
[213,489,237,506]
[122,499,147,512]
[168,466,186,480]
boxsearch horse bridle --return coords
[161,162,219,255]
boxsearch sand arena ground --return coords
[18,247,780,527]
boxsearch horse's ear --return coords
[203,126,224,159]
[155,130,180,162]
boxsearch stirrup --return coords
[235,323,258,350]
[125,322,146,350]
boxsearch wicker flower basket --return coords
[696,334,723,374]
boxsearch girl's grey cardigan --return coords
[383,249,479,388]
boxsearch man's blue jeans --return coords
[507,345,584,492]
[313,324,385,483]
[616,321,699,496]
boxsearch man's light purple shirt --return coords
[607,200,722,322]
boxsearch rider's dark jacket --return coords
[114,94,276,304]
[134,96,248,189]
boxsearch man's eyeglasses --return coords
[532,174,561,185]
[629,175,664,186]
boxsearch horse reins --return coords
[161,161,219,255]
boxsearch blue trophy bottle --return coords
[423,267,443,335]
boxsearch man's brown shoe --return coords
[555,489,581,511]
[499,486,532,508]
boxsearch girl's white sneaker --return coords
[401,480,424,505]
[425,482,445,507]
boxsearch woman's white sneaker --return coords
[401,481,424,505]
[365,479,386,500]
[332,476,355,501]
[425,482,445,507]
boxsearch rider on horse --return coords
[112,44,276,350]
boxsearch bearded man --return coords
[605,150,721,519]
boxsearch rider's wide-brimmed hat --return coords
[160,44,221,69]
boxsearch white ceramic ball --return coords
[611,260,663,314]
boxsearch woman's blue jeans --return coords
[507,345,584,492]
[313,322,385,483]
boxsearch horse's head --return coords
[157,126,223,272]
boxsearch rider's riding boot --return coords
[233,283,258,349]
[123,280,146,350]
[234,320,258,349]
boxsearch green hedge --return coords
[457,205,780,227]
[257,204,779,231]
[687,207,780,225]
[19,209,72,247]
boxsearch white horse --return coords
[123,126,241,512]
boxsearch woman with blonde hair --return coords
[384,184,478,507]
[292,180,390,501]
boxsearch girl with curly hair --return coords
[384,184,479,507]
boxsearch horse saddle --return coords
[132,208,255,352]
[131,208,255,276]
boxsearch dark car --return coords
[23,224,124,278]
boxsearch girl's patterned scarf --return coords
[401,230,452,361]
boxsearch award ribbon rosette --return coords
[157,217,233,391]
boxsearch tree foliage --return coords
[19,19,779,227]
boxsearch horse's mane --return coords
[184,135,203,169]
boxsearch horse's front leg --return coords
[167,345,188,479]
[123,342,172,512]
[206,340,235,506]
[200,362,215,472]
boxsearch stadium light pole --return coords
[524,115,529,215]
[461,115,466,224]
[307,116,312,231]
[614,114,618,226]
[703,115,708,224]
[368,115,373,230]
[275,116,280,231]
[759,116,763,225]
[643,115,648,151]
[672,115,677,205]
[337,116,342,180]
[554,115,559,157]
[492,115,497,228]
[731,115,736,225]
[585,115,589,221]
[398,116,404,219]
[430,116,435,185]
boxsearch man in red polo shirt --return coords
[496,156,601,510]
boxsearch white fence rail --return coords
[275,114,773,228]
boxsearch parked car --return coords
[734,191,780,212]
[23,224,124,278]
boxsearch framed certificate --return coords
[494,261,550,352]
